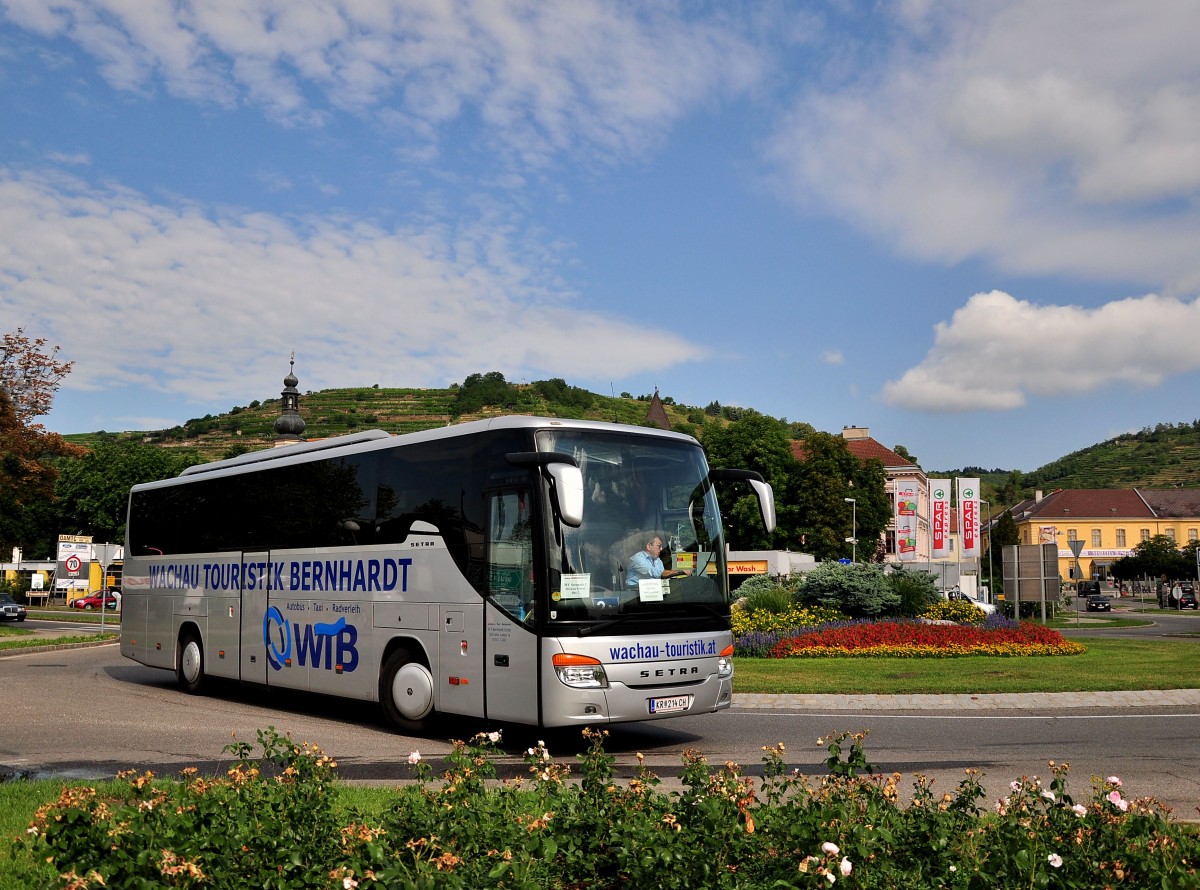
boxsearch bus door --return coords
[483,489,540,724]
[240,551,270,686]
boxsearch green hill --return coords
[935,421,1200,505]
[64,376,1200,498]
[63,379,720,462]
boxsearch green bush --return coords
[886,567,941,617]
[796,562,900,618]
[20,728,1200,889]
[736,576,795,614]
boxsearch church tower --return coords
[273,353,306,446]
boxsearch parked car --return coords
[1085,594,1112,612]
[72,590,118,610]
[1077,580,1101,597]
[1179,589,1198,610]
[0,593,27,621]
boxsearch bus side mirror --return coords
[750,478,776,534]
[546,463,584,528]
[710,468,776,534]
[506,451,584,528]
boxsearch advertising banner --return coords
[958,478,981,557]
[894,482,919,561]
[930,479,951,558]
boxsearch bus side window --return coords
[487,490,535,622]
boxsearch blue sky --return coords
[3,1,1200,473]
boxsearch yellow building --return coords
[1006,489,1200,582]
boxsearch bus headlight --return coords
[718,644,734,679]
[553,653,609,689]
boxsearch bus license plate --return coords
[648,695,691,714]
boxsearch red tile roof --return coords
[1011,489,1154,520]
[789,436,916,469]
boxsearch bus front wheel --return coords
[177,633,205,694]
[380,651,434,731]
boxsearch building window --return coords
[1116,528,1126,547]
[1067,528,1078,541]
[1166,527,1176,540]
[1140,528,1150,542]
[1190,528,1198,542]
[1091,529,1101,547]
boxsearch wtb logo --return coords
[263,606,359,673]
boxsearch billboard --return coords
[894,481,919,561]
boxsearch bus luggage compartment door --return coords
[240,551,269,685]
[438,604,484,716]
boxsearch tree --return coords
[701,412,795,550]
[0,331,82,555]
[1110,534,1189,584]
[999,470,1024,506]
[1,328,74,421]
[701,419,890,561]
[53,439,204,543]
[986,509,1020,585]
[789,432,890,562]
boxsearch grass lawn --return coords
[0,628,118,651]
[733,637,1200,695]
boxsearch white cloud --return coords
[46,151,91,165]
[882,289,1200,412]
[0,167,703,403]
[3,1,766,165]
[822,349,843,365]
[767,0,1200,291]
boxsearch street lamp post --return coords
[844,497,857,562]
[982,499,993,601]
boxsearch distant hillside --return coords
[1021,421,1200,490]
[934,421,1200,504]
[63,379,728,461]
[63,377,1200,496]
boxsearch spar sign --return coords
[958,478,981,557]
[930,479,951,559]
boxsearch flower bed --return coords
[20,728,1198,889]
[769,619,1086,658]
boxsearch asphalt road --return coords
[1,643,1197,819]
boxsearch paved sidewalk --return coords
[733,689,1200,711]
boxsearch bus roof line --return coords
[179,429,393,476]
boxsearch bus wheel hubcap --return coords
[391,663,433,720]
[182,642,201,683]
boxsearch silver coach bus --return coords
[121,416,774,730]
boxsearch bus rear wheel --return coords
[176,633,206,694]
[380,650,435,732]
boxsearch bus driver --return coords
[626,535,686,589]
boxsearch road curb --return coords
[0,638,119,658]
[733,688,1200,711]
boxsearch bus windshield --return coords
[536,429,728,627]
